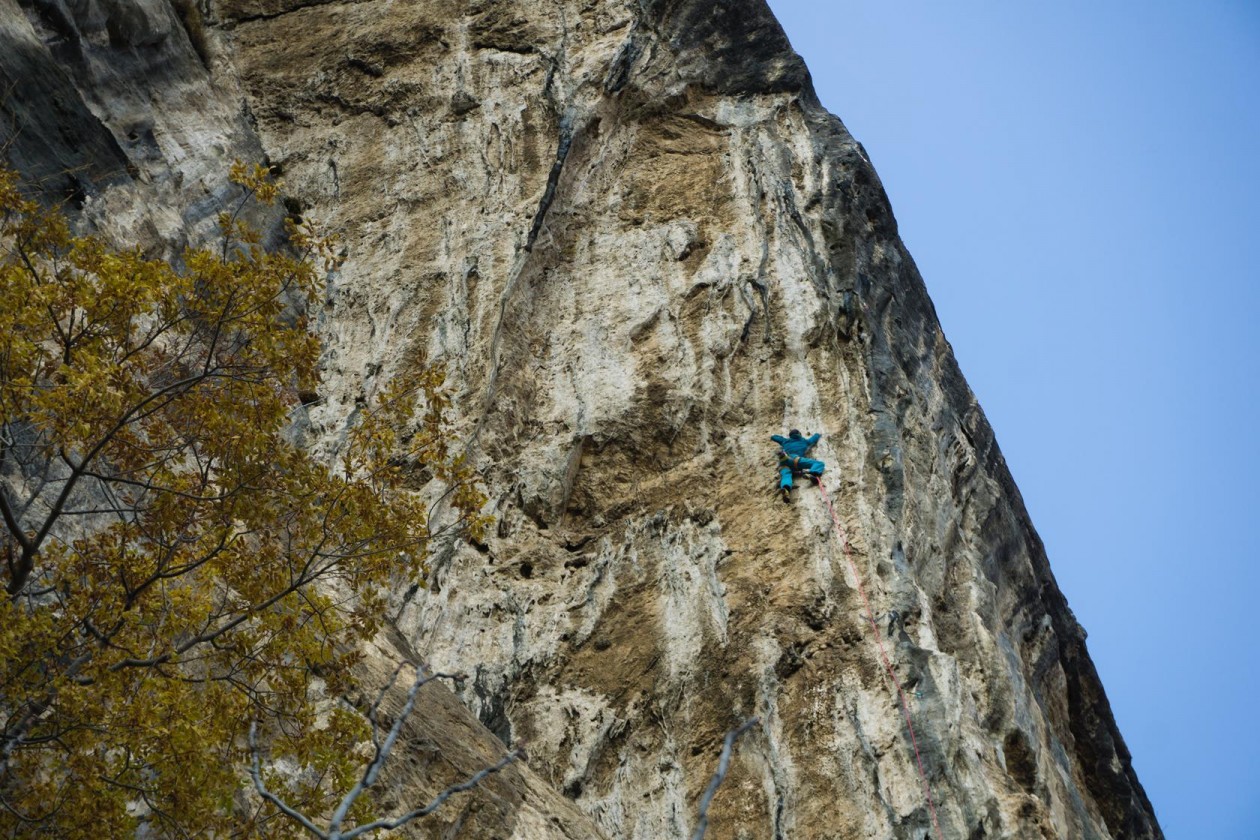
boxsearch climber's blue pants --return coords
[779,458,824,489]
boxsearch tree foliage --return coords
[0,164,487,837]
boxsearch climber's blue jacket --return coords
[772,433,820,458]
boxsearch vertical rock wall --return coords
[1,0,1162,837]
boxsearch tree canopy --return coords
[0,164,486,837]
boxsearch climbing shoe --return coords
[780,486,791,504]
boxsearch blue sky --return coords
[764,2,1260,837]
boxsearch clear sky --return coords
[763,2,1260,837]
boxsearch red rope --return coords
[814,477,945,840]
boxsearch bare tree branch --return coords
[365,662,407,752]
[340,749,522,839]
[328,664,464,835]
[249,664,519,840]
[690,717,760,840]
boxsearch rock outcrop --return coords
[1,0,1162,837]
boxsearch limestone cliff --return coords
[1,0,1162,837]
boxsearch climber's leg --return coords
[780,467,794,490]
[798,457,824,477]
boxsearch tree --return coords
[0,164,487,837]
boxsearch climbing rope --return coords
[814,476,946,840]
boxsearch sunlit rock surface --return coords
[1,0,1161,837]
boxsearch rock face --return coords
[2,0,1162,838]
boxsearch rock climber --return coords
[772,429,824,502]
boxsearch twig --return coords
[327,665,463,835]
[338,749,523,838]
[690,717,760,840]
[248,664,515,840]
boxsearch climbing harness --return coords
[814,476,946,840]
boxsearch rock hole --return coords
[774,643,805,680]
[283,196,305,225]
[62,176,87,209]
[519,562,533,579]
[1003,729,1038,793]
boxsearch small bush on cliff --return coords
[0,164,487,837]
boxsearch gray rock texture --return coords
[1,0,1162,837]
